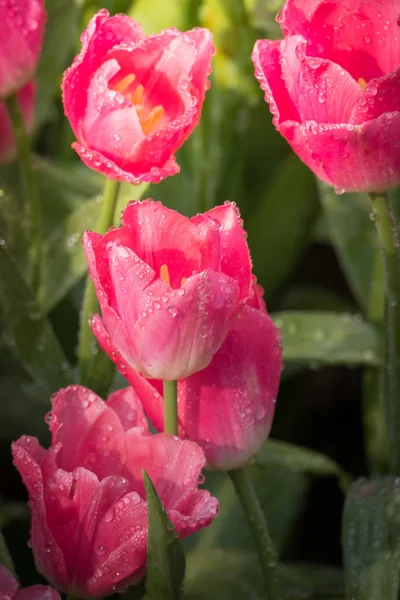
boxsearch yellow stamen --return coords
[181,277,187,286]
[160,264,171,287]
[113,73,136,94]
[132,84,145,106]
[358,77,367,90]
[141,105,165,135]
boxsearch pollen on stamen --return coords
[160,264,171,286]
[141,105,164,135]
[113,73,136,94]
[358,77,367,90]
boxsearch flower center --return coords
[160,264,187,288]
[112,74,165,135]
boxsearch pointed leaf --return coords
[143,470,185,600]
[254,440,351,491]
[343,477,400,600]
[0,244,71,394]
[273,311,382,367]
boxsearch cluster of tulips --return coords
[1,0,400,598]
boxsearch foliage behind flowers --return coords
[1,0,400,599]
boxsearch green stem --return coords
[369,192,400,474]
[0,529,16,577]
[6,93,41,292]
[229,467,282,600]
[163,380,178,435]
[78,178,121,386]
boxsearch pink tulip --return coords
[12,386,218,597]
[0,80,35,163]
[83,200,252,380]
[92,285,282,470]
[0,0,45,99]
[252,0,400,193]
[62,9,214,184]
[0,565,60,600]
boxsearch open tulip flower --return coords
[0,80,35,163]
[62,9,214,184]
[0,0,46,99]
[0,565,60,600]
[92,285,282,470]
[12,386,218,597]
[83,200,253,381]
[252,0,400,193]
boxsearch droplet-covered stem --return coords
[78,178,121,387]
[369,192,400,473]
[229,466,282,600]
[163,380,178,435]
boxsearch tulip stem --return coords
[229,467,282,600]
[163,380,178,435]
[78,178,121,387]
[369,192,400,474]
[5,93,41,292]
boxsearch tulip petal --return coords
[90,314,165,432]
[0,565,19,597]
[281,114,400,193]
[0,0,45,98]
[279,35,362,124]
[179,305,282,470]
[351,68,400,123]
[198,202,253,305]
[15,587,61,600]
[62,9,145,138]
[12,437,68,589]
[106,387,149,433]
[279,0,400,81]
[49,386,126,480]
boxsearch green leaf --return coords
[143,471,185,600]
[193,467,308,556]
[0,243,71,394]
[38,182,148,313]
[281,562,344,599]
[318,182,382,314]
[254,440,351,491]
[273,311,383,367]
[35,0,80,129]
[246,154,320,299]
[185,548,263,599]
[343,477,400,600]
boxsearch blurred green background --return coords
[0,0,389,598]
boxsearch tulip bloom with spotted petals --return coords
[0,565,60,600]
[83,200,253,380]
[92,286,282,470]
[0,80,35,163]
[12,386,218,598]
[0,0,45,99]
[252,0,400,193]
[61,9,214,184]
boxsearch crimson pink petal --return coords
[15,587,61,600]
[198,202,253,305]
[279,35,361,124]
[61,9,145,139]
[0,565,19,597]
[281,115,400,193]
[252,38,300,126]
[90,315,165,431]
[73,142,179,184]
[0,0,45,98]
[12,437,68,589]
[179,305,282,470]
[351,68,400,123]
[49,386,126,480]
[106,387,149,433]
[279,0,400,81]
